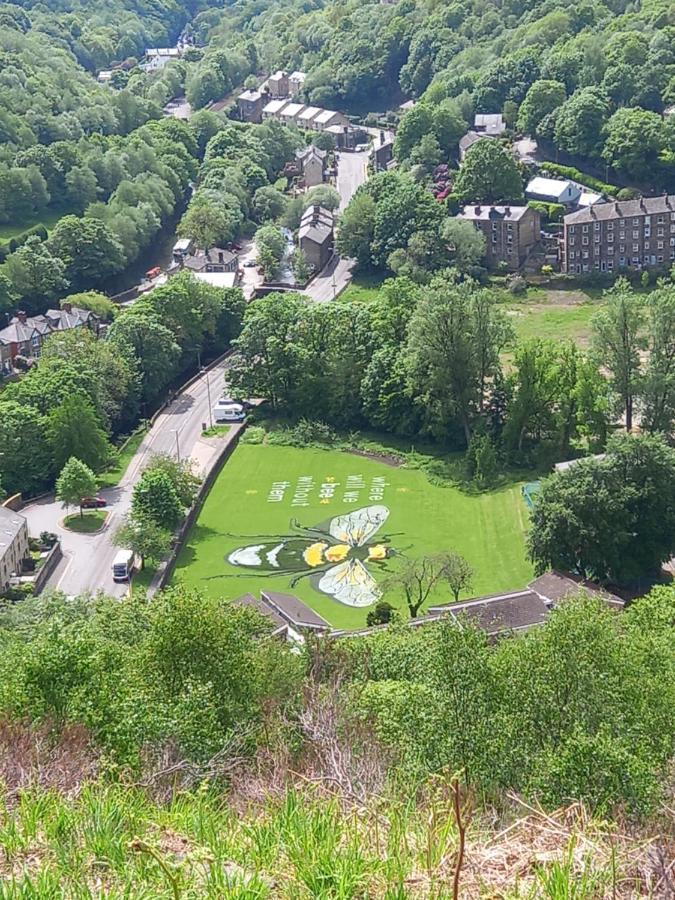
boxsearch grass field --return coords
[63,510,108,533]
[340,271,386,303]
[501,286,606,346]
[173,444,533,629]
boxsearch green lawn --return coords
[63,510,108,533]
[173,444,533,630]
[340,271,386,303]
[501,286,607,346]
[0,205,72,241]
[98,427,148,488]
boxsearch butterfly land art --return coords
[224,505,398,607]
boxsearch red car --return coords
[81,497,106,509]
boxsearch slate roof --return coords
[298,106,322,123]
[0,507,27,555]
[564,194,675,226]
[299,205,333,245]
[45,307,92,330]
[296,145,327,165]
[459,131,492,153]
[279,102,306,119]
[238,89,262,103]
[428,589,549,635]
[0,322,37,344]
[261,590,331,631]
[314,109,342,125]
[458,204,532,222]
[263,99,290,115]
[528,571,624,609]
[183,248,237,271]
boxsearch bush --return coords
[506,274,527,295]
[240,425,266,445]
[539,162,617,197]
[270,419,339,447]
[527,200,565,223]
[39,531,58,547]
[366,600,397,627]
[616,187,640,201]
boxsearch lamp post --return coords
[172,429,181,462]
[203,366,213,428]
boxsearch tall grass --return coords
[0,783,658,897]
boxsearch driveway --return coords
[22,358,236,599]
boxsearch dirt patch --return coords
[540,288,596,306]
[345,448,405,467]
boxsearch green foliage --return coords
[255,224,287,281]
[454,140,524,204]
[48,395,112,473]
[114,512,171,569]
[529,434,675,583]
[55,457,98,515]
[132,469,183,531]
[539,163,617,198]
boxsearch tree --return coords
[48,216,125,291]
[255,225,287,281]
[592,280,645,432]
[439,551,474,602]
[405,277,510,445]
[292,248,311,284]
[554,87,610,158]
[114,512,171,570]
[336,192,376,268]
[366,600,397,627]
[640,284,675,435]
[303,185,341,212]
[517,80,567,136]
[61,291,116,320]
[107,308,180,403]
[132,469,183,530]
[0,271,17,314]
[56,457,98,518]
[602,108,665,179]
[467,433,499,487]
[48,395,112,473]
[142,454,200,508]
[528,434,675,583]
[252,186,288,224]
[394,104,434,160]
[0,400,53,495]
[454,140,524,204]
[3,236,68,306]
[382,554,448,618]
[442,217,487,271]
[178,198,237,249]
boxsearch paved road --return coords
[304,254,355,302]
[336,150,369,211]
[23,359,234,599]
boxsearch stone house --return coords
[183,248,238,274]
[298,205,334,272]
[0,507,29,592]
[458,204,541,270]
[236,90,264,124]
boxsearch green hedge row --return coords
[540,162,618,197]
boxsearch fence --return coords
[32,541,62,596]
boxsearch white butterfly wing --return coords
[328,505,389,547]
[318,559,382,607]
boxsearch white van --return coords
[112,549,135,581]
[213,401,246,423]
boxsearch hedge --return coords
[539,162,618,197]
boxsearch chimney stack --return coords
[62,302,72,313]
[218,251,224,264]
[474,205,481,215]
[504,205,511,217]
[614,202,620,214]
[17,311,27,324]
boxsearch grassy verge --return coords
[0,205,73,241]
[63,510,108,533]
[131,563,158,598]
[99,426,148,488]
[202,424,231,438]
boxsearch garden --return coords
[172,442,533,629]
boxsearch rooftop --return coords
[260,590,330,631]
[193,272,238,289]
[526,177,580,202]
[564,193,675,226]
[297,145,327,163]
[314,109,341,124]
[0,507,27,559]
[429,589,550,635]
[474,113,505,135]
[528,571,624,609]
[279,102,306,118]
[288,71,306,82]
[263,99,290,115]
[458,204,532,223]
[459,130,491,152]
[238,89,262,103]
[298,106,322,122]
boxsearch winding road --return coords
[22,359,236,598]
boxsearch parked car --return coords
[243,259,257,268]
[81,496,106,509]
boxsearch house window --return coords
[607,246,614,254]
[658,216,664,224]
[583,251,589,259]
[582,225,589,233]
[594,235,600,243]
[658,255,664,263]
[633,244,639,252]
[620,245,626,253]
[607,222,614,230]
[569,225,576,234]
[633,230,639,239]
[658,241,664,250]
[607,261,614,270]
[633,218,640,225]
[658,228,664,236]
[594,222,600,231]
[607,233,614,242]
[619,231,626,240]
[619,219,626,226]
[570,237,576,246]
[645,241,650,249]
[582,236,589,245]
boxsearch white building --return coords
[297,106,322,129]
[262,98,290,120]
[312,109,349,132]
[278,102,306,126]
[288,71,307,97]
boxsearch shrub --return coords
[506,274,528,295]
[539,162,617,197]
[240,425,266,445]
